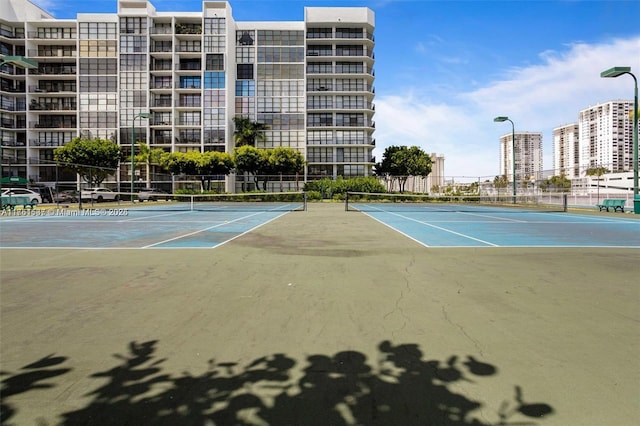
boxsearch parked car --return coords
[30,185,54,203]
[81,188,119,202]
[1,188,42,204]
[138,187,171,202]
[54,190,79,203]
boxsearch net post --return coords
[345,192,349,211]
[190,194,194,211]
[303,191,307,211]
[563,194,568,212]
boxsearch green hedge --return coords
[303,177,385,199]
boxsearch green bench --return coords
[0,195,38,211]
[596,198,626,213]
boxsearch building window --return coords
[206,54,224,71]
[308,113,333,127]
[237,64,254,80]
[181,76,201,89]
[235,81,255,96]
[336,28,363,39]
[204,72,225,89]
[120,17,147,34]
[237,30,254,46]
[257,30,304,46]
[307,28,332,39]
[80,22,117,39]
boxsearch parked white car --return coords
[1,188,42,204]
[81,188,120,202]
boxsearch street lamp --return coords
[0,56,38,187]
[494,116,516,203]
[131,112,152,201]
[601,66,638,214]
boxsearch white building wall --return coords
[578,100,634,176]
[499,132,542,182]
[553,123,579,178]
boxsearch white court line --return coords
[458,211,526,222]
[142,211,264,248]
[3,244,639,250]
[141,208,292,248]
[359,206,499,247]
[148,211,290,250]
[359,211,433,247]
[118,210,195,222]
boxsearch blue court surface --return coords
[0,207,294,249]
[350,204,640,248]
[1,203,639,248]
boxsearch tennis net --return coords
[345,192,568,213]
[81,191,307,212]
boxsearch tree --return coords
[54,137,122,187]
[493,175,508,193]
[233,146,305,191]
[134,143,167,187]
[198,151,234,191]
[585,166,609,201]
[158,151,233,191]
[233,116,268,147]
[374,145,432,193]
[585,166,609,177]
[539,174,571,193]
[233,145,268,190]
[265,147,306,191]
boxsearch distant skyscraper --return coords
[553,123,579,178]
[578,100,634,176]
[498,132,543,183]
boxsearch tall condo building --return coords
[0,0,376,191]
[578,100,634,176]
[498,132,543,183]
[552,123,579,178]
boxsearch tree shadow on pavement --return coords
[1,340,553,425]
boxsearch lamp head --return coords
[137,112,153,119]
[600,66,631,78]
[494,116,509,122]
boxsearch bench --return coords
[0,195,38,211]
[596,198,626,213]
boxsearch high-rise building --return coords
[578,100,634,176]
[552,123,579,178]
[498,132,543,183]
[1,0,376,191]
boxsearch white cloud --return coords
[374,36,640,179]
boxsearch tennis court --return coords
[1,202,639,425]
[2,193,638,248]
[346,203,640,248]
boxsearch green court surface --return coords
[1,203,638,425]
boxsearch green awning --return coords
[1,176,29,185]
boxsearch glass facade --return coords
[3,0,375,188]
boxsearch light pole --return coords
[0,56,38,187]
[601,66,638,214]
[494,116,516,203]
[131,112,152,202]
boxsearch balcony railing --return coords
[30,140,65,147]
[31,66,76,75]
[306,49,373,58]
[153,99,172,107]
[28,31,77,39]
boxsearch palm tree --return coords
[232,116,268,147]
[586,166,609,203]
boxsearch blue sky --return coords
[32,0,640,180]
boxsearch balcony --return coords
[175,24,202,35]
[31,65,76,75]
[28,31,77,39]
